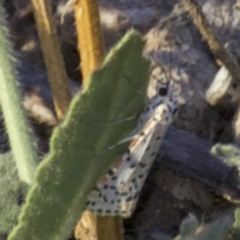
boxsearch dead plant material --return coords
[30,0,71,121]
[183,0,240,104]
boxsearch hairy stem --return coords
[0,3,38,185]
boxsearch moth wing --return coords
[116,104,173,216]
[87,104,173,217]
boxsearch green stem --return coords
[0,3,38,185]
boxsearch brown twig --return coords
[182,0,240,145]
[73,0,123,239]
[30,0,71,121]
[182,0,240,98]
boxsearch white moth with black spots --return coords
[86,63,179,217]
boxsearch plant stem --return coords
[0,3,38,185]
[73,0,123,239]
[74,0,105,83]
[30,0,72,121]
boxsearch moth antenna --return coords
[169,41,173,85]
[149,52,170,90]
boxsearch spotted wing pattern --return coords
[86,66,179,218]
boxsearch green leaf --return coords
[9,30,150,240]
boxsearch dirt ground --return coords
[2,0,240,239]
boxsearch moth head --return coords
[157,82,169,97]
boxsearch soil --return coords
[2,0,240,239]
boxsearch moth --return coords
[86,61,179,217]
